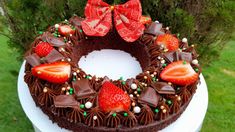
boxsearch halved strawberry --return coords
[156,34,179,51]
[160,61,199,86]
[98,81,131,113]
[58,25,75,36]
[34,42,54,57]
[32,62,71,84]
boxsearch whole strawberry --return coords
[34,42,54,57]
[98,81,131,113]
[156,34,179,51]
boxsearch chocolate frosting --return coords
[29,78,43,96]
[122,111,138,128]
[179,87,191,104]
[72,79,96,99]
[138,87,160,107]
[151,82,175,94]
[51,105,66,117]
[53,95,79,108]
[138,105,154,125]
[155,101,170,120]
[165,95,181,114]
[105,113,121,128]
[25,53,41,67]
[24,71,35,87]
[113,80,131,93]
[37,88,57,107]
[136,73,153,85]
[66,106,84,123]
[85,107,105,127]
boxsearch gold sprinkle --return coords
[144,76,148,79]
[62,87,66,91]
[160,105,165,109]
[134,91,138,95]
[177,96,181,101]
[132,102,136,106]
[66,92,69,95]
[136,94,140,97]
[76,69,80,73]
[146,71,150,74]
[43,87,48,93]
[37,71,41,74]
[162,109,167,113]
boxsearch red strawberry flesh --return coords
[156,34,179,51]
[98,81,131,113]
[32,62,71,84]
[58,25,75,36]
[160,61,199,86]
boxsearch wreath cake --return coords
[24,0,201,131]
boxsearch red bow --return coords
[81,0,145,42]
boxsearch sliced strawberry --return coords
[98,81,131,113]
[58,25,75,36]
[32,62,71,84]
[160,61,199,86]
[156,34,179,51]
[34,42,54,57]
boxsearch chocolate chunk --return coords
[73,79,96,99]
[179,42,189,49]
[138,87,160,107]
[69,16,84,27]
[45,49,64,63]
[25,53,41,67]
[174,51,180,61]
[145,22,164,35]
[42,32,66,47]
[184,47,198,59]
[179,52,192,62]
[151,82,175,94]
[163,51,175,63]
[53,95,79,108]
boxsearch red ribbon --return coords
[81,0,145,42]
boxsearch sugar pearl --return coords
[177,96,181,101]
[67,58,71,62]
[134,91,138,95]
[182,38,188,43]
[132,102,136,106]
[43,87,48,93]
[93,116,97,120]
[151,74,155,77]
[62,87,66,91]
[155,20,160,23]
[85,102,93,109]
[157,56,161,60]
[69,34,73,37]
[131,83,137,90]
[160,105,165,109]
[73,72,77,76]
[146,71,150,74]
[192,59,199,65]
[144,76,148,79]
[166,27,169,30]
[133,106,141,113]
[162,109,167,113]
[129,94,134,98]
[161,60,166,64]
[54,24,59,28]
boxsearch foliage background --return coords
[0,0,234,65]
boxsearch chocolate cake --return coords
[24,0,201,131]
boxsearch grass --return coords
[0,35,33,131]
[0,34,234,132]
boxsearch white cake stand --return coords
[18,50,208,132]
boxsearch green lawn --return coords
[0,34,234,132]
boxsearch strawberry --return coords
[58,25,75,36]
[156,34,179,51]
[34,42,54,57]
[32,62,71,84]
[160,61,199,86]
[98,81,131,113]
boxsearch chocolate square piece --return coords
[45,49,64,63]
[70,16,84,27]
[163,51,175,63]
[53,95,79,108]
[42,32,66,47]
[72,79,96,99]
[25,53,41,67]
[179,52,192,62]
[145,22,164,35]
[151,82,175,94]
[138,87,160,107]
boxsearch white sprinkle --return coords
[69,34,73,37]
[67,58,71,62]
[129,94,134,98]
[65,19,68,22]
[131,83,137,90]
[133,106,141,113]
[192,59,199,65]
[85,102,93,109]
[166,27,169,30]
[151,74,155,77]
[55,24,59,28]
[93,116,97,120]
[155,20,160,23]
[73,72,77,76]
[182,38,188,43]
[157,56,161,60]
[161,60,166,64]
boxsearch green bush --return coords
[0,0,234,65]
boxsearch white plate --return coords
[18,50,208,132]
